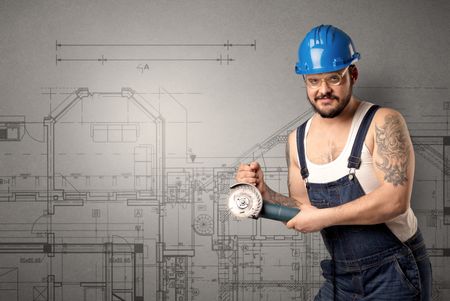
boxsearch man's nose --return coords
[317,80,332,94]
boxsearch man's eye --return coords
[308,78,319,85]
[328,75,340,84]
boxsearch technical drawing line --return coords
[0,268,16,278]
[57,173,82,193]
[111,235,134,252]
[160,87,190,162]
[50,89,87,117]
[56,55,234,65]
[57,58,225,62]
[24,124,45,143]
[56,40,256,50]
[133,93,160,117]
[112,293,127,301]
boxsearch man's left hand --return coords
[286,204,329,233]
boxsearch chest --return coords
[306,128,349,164]
[305,122,375,165]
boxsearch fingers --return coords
[286,211,302,231]
[285,210,323,233]
[236,161,260,172]
[235,168,258,185]
[286,219,294,229]
[234,162,262,185]
[249,161,260,171]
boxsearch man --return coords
[235,25,432,300]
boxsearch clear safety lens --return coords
[304,67,349,88]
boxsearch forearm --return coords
[323,184,409,227]
[261,184,300,208]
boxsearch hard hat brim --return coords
[295,54,360,75]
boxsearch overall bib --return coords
[296,105,432,300]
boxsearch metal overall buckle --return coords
[304,177,310,189]
[348,168,356,181]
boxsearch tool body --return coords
[228,183,300,222]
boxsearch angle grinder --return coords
[228,183,300,222]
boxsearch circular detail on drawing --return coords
[193,214,214,236]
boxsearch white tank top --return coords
[298,101,417,242]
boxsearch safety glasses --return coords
[303,67,349,88]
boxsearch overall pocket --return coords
[393,252,421,295]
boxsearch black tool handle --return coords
[260,201,300,222]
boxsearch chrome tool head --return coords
[228,183,263,219]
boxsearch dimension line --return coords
[56,40,256,50]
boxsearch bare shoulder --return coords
[287,128,297,146]
[286,129,299,167]
[371,107,411,146]
[366,107,410,151]
[372,107,408,128]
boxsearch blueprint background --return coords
[0,0,449,300]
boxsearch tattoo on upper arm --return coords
[375,114,410,186]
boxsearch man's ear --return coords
[349,65,358,83]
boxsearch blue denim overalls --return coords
[296,105,432,300]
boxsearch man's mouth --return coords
[315,95,338,104]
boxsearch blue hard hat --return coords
[295,25,360,75]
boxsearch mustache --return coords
[315,93,339,101]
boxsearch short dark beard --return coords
[308,89,352,118]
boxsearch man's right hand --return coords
[235,161,266,194]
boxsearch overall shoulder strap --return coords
[296,121,309,179]
[347,105,380,169]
